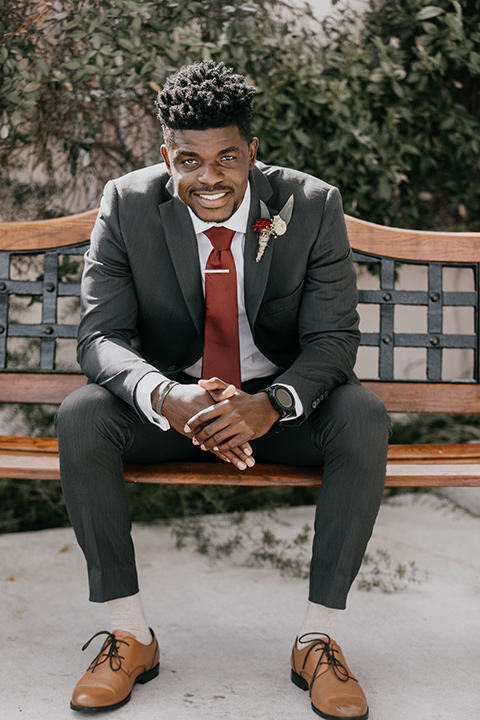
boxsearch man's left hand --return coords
[184,377,280,452]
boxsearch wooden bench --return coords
[1,210,480,488]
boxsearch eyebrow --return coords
[176,145,240,158]
[216,146,240,155]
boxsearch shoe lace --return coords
[298,633,353,684]
[81,631,130,673]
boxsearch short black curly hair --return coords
[156,61,256,143]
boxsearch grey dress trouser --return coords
[55,377,390,609]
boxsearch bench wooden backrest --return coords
[1,210,480,414]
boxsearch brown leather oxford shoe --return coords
[71,629,160,712]
[291,634,368,719]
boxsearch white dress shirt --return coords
[136,183,302,429]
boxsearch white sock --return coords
[107,592,153,645]
[296,601,340,649]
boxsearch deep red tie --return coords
[202,227,242,387]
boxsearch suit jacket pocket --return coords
[260,283,304,317]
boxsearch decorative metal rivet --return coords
[430,292,441,302]
[0,282,6,292]
[43,326,54,335]
[46,282,55,292]
[382,334,392,344]
[429,336,440,346]
[382,292,392,302]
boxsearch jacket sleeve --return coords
[273,186,361,419]
[77,180,169,415]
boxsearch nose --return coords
[198,161,225,186]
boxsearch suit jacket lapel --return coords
[244,166,276,329]
[158,186,204,336]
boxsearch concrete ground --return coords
[1,492,479,720]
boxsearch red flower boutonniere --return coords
[252,194,294,262]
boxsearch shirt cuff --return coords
[272,383,304,421]
[135,373,171,431]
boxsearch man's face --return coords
[161,125,258,223]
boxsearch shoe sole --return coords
[291,669,369,720]
[70,663,160,713]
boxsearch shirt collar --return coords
[188,182,251,236]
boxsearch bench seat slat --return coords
[1,437,479,487]
[1,437,479,462]
[0,437,59,453]
[386,443,480,461]
[0,374,87,404]
[363,382,480,414]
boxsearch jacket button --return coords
[168,365,176,372]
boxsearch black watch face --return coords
[276,387,294,411]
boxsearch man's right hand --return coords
[154,382,255,471]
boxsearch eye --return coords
[221,155,235,162]
[183,158,199,167]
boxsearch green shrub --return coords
[1,0,479,229]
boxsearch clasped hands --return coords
[160,377,280,471]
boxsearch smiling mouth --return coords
[192,189,233,208]
[197,192,228,200]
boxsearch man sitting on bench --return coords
[56,60,390,719]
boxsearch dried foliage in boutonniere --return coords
[252,194,294,262]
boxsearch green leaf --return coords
[35,58,50,77]
[91,34,103,50]
[63,60,82,70]
[11,110,22,127]
[118,38,135,51]
[293,128,311,147]
[70,30,88,40]
[132,15,142,32]
[416,6,444,21]
[468,52,480,73]
[378,175,392,200]
[23,82,41,93]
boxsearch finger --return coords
[198,436,254,464]
[211,447,248,470]
[229,443,255,467]
[205,440,253,458]
[217,385,236,400]
[193,414,234,446]
[202,430,252,453]
[184,401,228,433]
[198,377,232,391]
[238,441,253,457]
[199,426,245,451]
[213,448,254,469]
[199,378,236,402]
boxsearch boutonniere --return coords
[252,194,294,263]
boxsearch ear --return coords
[248,137,259,169]
[161,144,172,174]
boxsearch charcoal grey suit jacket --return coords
[77,160,360,422]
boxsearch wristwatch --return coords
[264,385,295,419]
